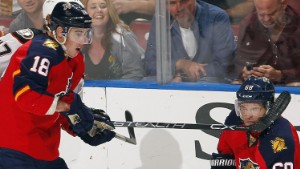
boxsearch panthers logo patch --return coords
[63,2,72,10]
[43,39,59,50]
[271,137,287,153]
[239,158,259,169]
[16,28,34,40]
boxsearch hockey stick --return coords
[114,110,137,145]
[69,110,137,145]
[248,91,291,131]
[113,91,291,132]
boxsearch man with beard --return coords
[232,0,300,86]
[144,0,236,83]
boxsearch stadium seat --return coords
[130,19,151,50]
[0,17,13,28]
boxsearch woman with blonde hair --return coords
[81,0,144,80]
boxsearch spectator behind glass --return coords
[201,0,255,24]
[111,0,155,24]
[81,0,145,80]
[232,0,300,86]
[9,0,45,32]
[144,0,236,83]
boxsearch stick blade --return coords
[125,110,133,121]
[249,91,291,132]
[114,133,136,145]
[125,110,137,144]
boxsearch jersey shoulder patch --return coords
[11,28,42,44]
[28,35,65,64]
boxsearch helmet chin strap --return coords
[53,30,67,45]
[51,30,68,55]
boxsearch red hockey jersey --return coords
[218,111,300,169]
[0,34,84,160]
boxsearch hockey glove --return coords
[61,93,94,135]
[210,153,236,169]
[79,109,115,146]
[79,128,116,146]
[88,109,115,137]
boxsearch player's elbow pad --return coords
[210,153,236,169]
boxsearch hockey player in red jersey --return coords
[0,0,115,168]
[211,77,300,169]
[0,28,85,95]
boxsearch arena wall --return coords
[60,81,300,169]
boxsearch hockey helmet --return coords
[43,0,92,44]
[236,76,275,103]
[43,0,84,20]
[43,0,91,30]
[235,76,275,116]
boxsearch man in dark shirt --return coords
[233,0,300,86]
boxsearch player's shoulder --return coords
[30,35,62,54]
[261,117,296,144]
[10,28,43,44]
[259,117,297,166]
[270,117,294,135]
[27,35,65,63]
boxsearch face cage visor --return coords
[234,100,271,118]
[65,27,93,44]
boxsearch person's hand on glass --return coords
[176,59,207,82]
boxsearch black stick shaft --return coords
[113,91,291,132]
[113,121,249,130]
